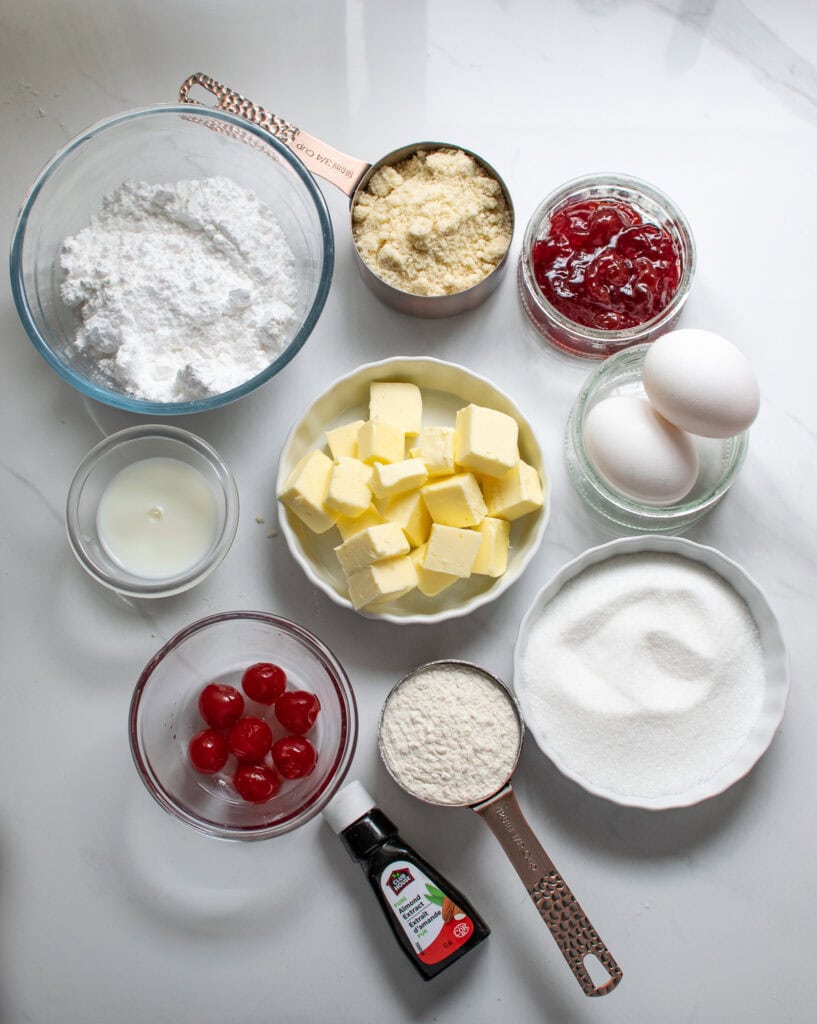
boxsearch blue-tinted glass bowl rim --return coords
[9,104,335,415]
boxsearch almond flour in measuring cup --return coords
[515,553,766,800]
[379,662,520,805]
[60,176,298,402]
[352,149,512,297]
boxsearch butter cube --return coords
[483,460,545,521]
[382,490,431,548]
[454,404,519,478]
[421,472,486,528]
[423,524,482,578]
[370,382,422,436]
[410,543,459,597]
[371,457,428,499]
[324,457,373,518]
[334,522,409,575]
[357,419,405,465]
[279,450,338,534]
[325,420,364,460]
[336,503,383,541]
[409,426,455,477]
[347,555,417,610]
[471,517,510,577]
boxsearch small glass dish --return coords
[518,173,695,359]
[10,105,333,414]
[129,612,358,840]
[565,344,748,534]
[65,424,239,597]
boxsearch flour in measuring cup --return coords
[60,176,299,402]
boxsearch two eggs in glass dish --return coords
[580,328,760,509]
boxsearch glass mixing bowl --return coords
[10,105,334,414]
[130,612,358,840]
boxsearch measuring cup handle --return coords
[476,787,622,997]
[178,73,370,196]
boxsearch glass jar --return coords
[564,344,748,534]
[519,173,696,359]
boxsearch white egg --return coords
[583,396,699,506]
[642,329,760,438]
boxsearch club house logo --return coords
[387,868,414,895]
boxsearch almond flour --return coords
[351,148,512,296]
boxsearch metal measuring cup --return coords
[178,73,514,318]
[378,660,622,998]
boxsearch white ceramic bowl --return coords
[512,536,789,810]
[276,357,550,624]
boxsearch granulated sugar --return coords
[379,663,520,806]
[516,553,765,799]
[60,176,298,402]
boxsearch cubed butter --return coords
[347,555,417,610]
[409,427,455,477]
[410,543,459,597]
[334,522,409,574]
[324,457,373,518]
[371,457,428,499]
[325,420,364,461]
[336,503,383,542]
[454,404,519,478]
[423,524,482,578]
[279,450,338,534]
[421,472,486,528]
[471,517,510,577]
[382,490,431,548]
[357,419,405,465]
[483,460,545,521]
[369,381,422,436]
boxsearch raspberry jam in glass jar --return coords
[519,174,695,359]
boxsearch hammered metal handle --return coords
[178,72,370,196]
[475,785,622,997]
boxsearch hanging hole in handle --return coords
[185,81,219,108]
[583,952,616,992]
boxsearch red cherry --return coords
[198,683,244,730]
[228,716,273,762]
[188,729,229,774]
[272,736,318,779]
[233,764,280,803]
[274,691,321,734]
[242,662,287,705]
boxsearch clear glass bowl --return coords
[66,424,239,597]
[129,612,358,840]
[10,105,334,414]
[565,344,748,534]
[518,173,695,359]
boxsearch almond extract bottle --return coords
[322,781,489,980]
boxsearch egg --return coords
[642,329,760,438]
[583,396,699,506]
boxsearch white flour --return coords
[379,663,520,805]
[516,553,765,799]
[60,176,299,402]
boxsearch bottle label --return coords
[380,861,475,965]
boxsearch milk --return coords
[97,457,218,578]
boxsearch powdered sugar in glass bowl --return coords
[10,105,333,414]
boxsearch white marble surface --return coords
[1,2,816,1021]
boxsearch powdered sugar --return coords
[379,663,520,805]
[60,176,299,402]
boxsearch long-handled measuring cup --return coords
[178,72,514,318]
[378,660,622,997]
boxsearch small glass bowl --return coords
[129,612,358,840]
[66,424,239,597]
[10,105,334,414]
[565,344,748,534]
[518,173,696,359]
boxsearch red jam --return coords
[532,199,681,330]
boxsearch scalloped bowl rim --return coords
[276,356,551,624]
[512,535,789,810]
